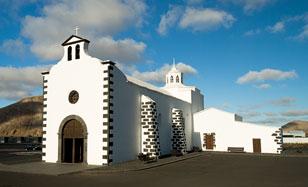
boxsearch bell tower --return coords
[61,27,90,62]
[165,58,183,87]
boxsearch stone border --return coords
[141,96,160,158]
[101,61,115,165]
[171,108,187,153]
[42,73,48,160]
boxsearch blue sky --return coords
[0,0,307,126]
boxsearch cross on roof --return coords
[173,58,176,67]
[74,26,79,36]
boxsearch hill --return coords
[282,120,308,137]
[0,96,43,137]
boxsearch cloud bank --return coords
[157,7,235,35]
[21,0,147,63]
[179,8,235,32]
[0,65,50,100]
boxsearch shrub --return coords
[138,153,157,162]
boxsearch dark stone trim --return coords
[103,130,108,134]
[61,35,90,46]
[101,63,115,165]
[57,115,88,164]
[41,71,50,75]
[101,60,116,66]
[68,40,88,48]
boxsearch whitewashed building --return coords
[42,34,281,166]
[193,108,282,154]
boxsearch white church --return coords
[41,34,282,165]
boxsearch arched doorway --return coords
[61,119,86,163]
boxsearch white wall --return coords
[111,68,195,163]
[193,108,280,154]
[44,41,107,165]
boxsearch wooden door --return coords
[62,119,84,163]
[253,138,261,153]
[205,134,214,150]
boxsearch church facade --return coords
[42,35,281,166]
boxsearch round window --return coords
[68,90,79,104]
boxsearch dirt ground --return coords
[0,152,308,187]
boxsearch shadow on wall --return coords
[192,132,202,150]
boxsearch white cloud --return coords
[270,97,296,107]
[21,0,147,62]
[267,21,285,33]
[179,8,235,32]
[0,39,26,58]
[0,65,50,100]
[132,62,197,83]
[294,24,308,41]
[244,29,261,36]
[255,83,271,89]
[90,36,146,63]
[281,110,308,117]
[157,5,183,36]
[220,0,275,13]
[237,69,298,84]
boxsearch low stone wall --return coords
[283,137,308,144]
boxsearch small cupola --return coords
[165,59,183,87]
[61,28,90,62]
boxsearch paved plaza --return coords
[0,149,308,187]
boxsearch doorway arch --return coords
[58,115,87,164]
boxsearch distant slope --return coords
[282,121,308,136]
[0,96,43,137]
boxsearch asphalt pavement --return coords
[0,151,308,187]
